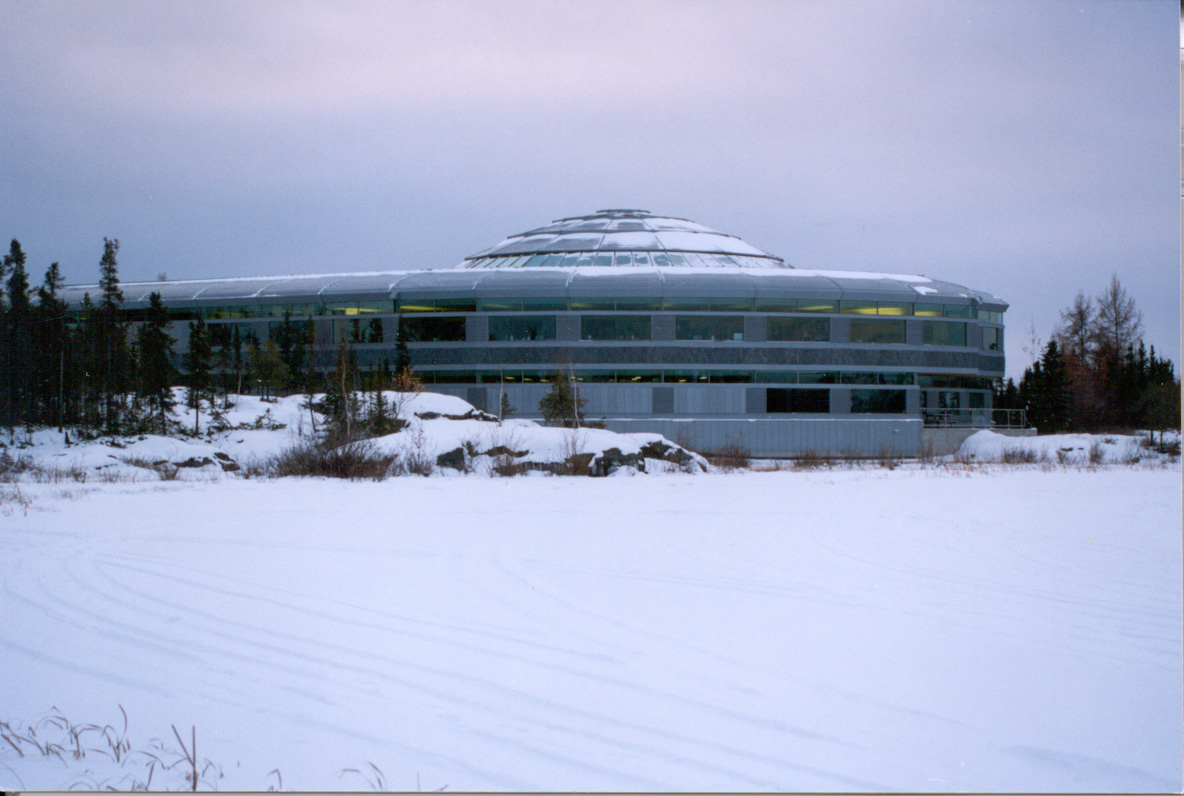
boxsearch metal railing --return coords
[922,408,1028,429]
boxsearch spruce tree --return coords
[250,338,289,400]
[136,292,177,435]
[538,370,586,427]
[185,317,212,434]
[96,238,129,433]
[34,262,69,428]
[3,241,31,432]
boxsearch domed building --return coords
[61,209,1012,456]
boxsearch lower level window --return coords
[850,389,907,413]
[767,388,829,413]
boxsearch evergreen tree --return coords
[185,317,212,434]
[250,338,289,400]
[367,361,399,436]
[209,323,235,406]
[74,292,101,429]
[1019,340,1070,433]
[394,316,412,377]
[33,262,69,428]
[538,369,586,427]
[322,341,360,442]
[2,241,31,432]
[499,392,515,421]
[95,238,130,433]
[136,292,177,435]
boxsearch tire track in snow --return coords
[85,554,887,790]
[23,540,890,791]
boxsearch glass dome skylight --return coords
[460,209,788,269]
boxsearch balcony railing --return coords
[922,408,1028,429]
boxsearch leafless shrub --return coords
[1117,447,1142,465]
[0,484,32,516]
[915,440,937,464]
[1088,440,1105,466]
[791,450,835,470]
[266,439,398,480]
[488,426,527,477]
[401,426,434,477]
[1001,446,1041,465]
[950,449,976,465]
[708,438,751,471]
[559,428,591,476]
[491,456,527,477]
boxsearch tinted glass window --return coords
[982,327,1000,351]
[570,298,615,311]
[851,389,907,413]
[755,298,797,313]
[336,318,383,344]
[840,300,877,315]
[434,298,477,312]
[664,298,710,311]
[675,316,743,341]
[488,315,556,341]
[616,370,661,383]
[849,318,906,344]
[797,299,837,313]
[768,317,829,342]
[922,321,967,346]
[615,297,662,311]
[755,372,799,383]
[767,388,830,413]
[581,315,651,341]
[402,317,465,342]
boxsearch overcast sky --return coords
[2,0,1178,378]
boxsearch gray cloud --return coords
[2,0,1178,377]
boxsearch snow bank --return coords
[956,430,1144,464]
[1,390,705,479]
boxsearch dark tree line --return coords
[995,275,1179,434]
[0,238,181,436]
[0,238,340,439]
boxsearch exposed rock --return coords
[591,448,644,476]
[481,445,528,459]
[176,456,215,468]
[415,409,498,423]
[638,440,694,466]
[435,447,467,471]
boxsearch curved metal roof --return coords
[58,267,1007,309]
[461,209,787,268]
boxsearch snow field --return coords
[1,465,1180,791]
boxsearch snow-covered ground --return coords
[2,459,1180,790]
